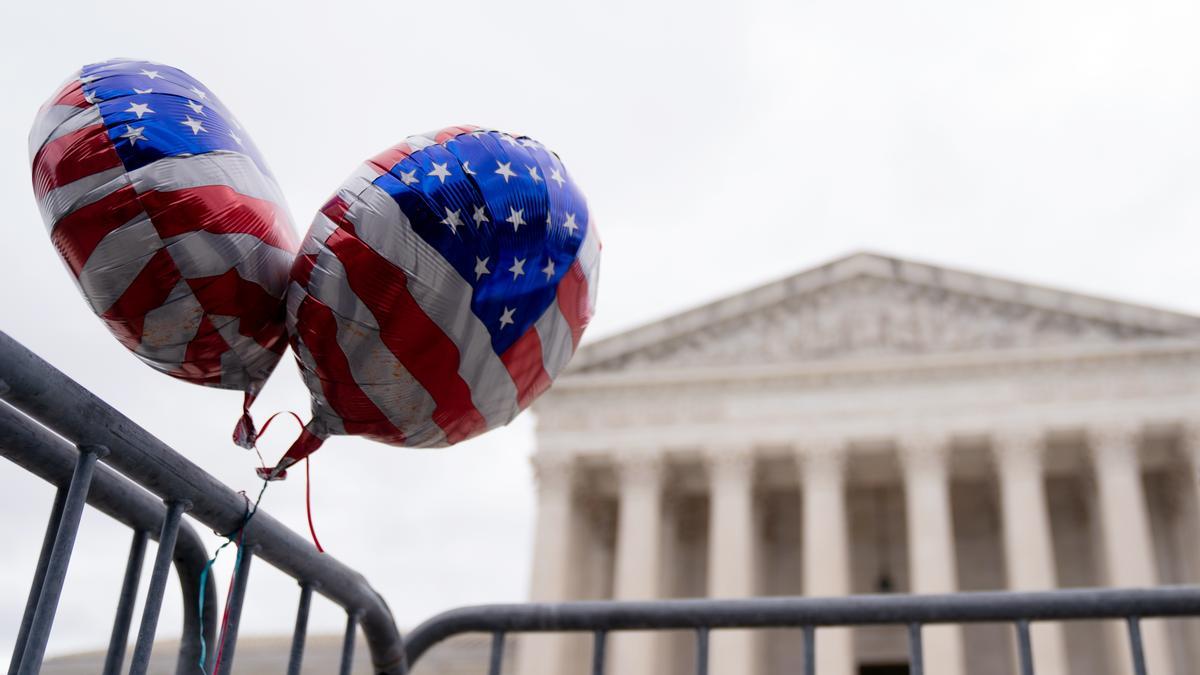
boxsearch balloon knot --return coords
[232,413,257,449]
[255,466,288,481]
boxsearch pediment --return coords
[573,253,1200,374]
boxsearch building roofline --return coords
[571,251,1200,372]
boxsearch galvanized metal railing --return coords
[404,586,1200,675]
[0,330,405,674]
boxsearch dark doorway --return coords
[859,665,910,675]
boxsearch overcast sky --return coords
[3,0,1200,660]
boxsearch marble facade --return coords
[518,253,1200,675]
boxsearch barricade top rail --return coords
[404,586,1200,675]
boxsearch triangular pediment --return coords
[572,252,1200,374]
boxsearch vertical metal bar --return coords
[176,554,217,675]
[338,611,360,675]
[802,626,815,675]
[1014,620,1034,675]
[214,545,256,675]
[286,582,314,675]
[16,444,106,675]
[907,623,924,675]
[101,529,148,675]
[487,631,505,675]
[591,629,607,675]
[7,487,67,675]
[695,627,709,675]
[127,499,187,675]
[1127,616,1147,675]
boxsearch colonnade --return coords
[520,425,1186,675]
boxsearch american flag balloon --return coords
[29,59,298,445]
[266,126,599,478]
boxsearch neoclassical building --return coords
[518,253,1200,675]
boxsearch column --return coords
[707,445,759,675]
[611,451,664,675]
[1090,425,1173,675]
[900,435,964,675]
[993,431,1068,675]
[517,453,576,675]
[798,441,855,675]
[1184,425,1200,566]
[1178,425,1200,671]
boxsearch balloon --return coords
[264,126,600,478]
[29,59,298,445]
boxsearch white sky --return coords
[4,0,1200,660]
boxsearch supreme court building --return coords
[517,253,1200,675]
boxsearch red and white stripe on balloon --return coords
[29,59,297,412]
[274,125,599,475]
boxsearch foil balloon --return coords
[29,59,298,445]
[264,125,599,478]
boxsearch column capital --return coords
[897,433,951,473]
[791,437,845,456]
[530,453,576,491]
[1087,423,1143,465]
[614,449,665,488]
[991,428,1047,470]
[992,426,1046,450]
[1180,423,1200,461]
[1181,421,1200,442]
[794,438,847,476]
[705,444,756,484]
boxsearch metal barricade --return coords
[404,587,1200,675]
[0,399,217,675]
[0,330,404,674]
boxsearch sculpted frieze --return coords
[580,276,1170,373]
